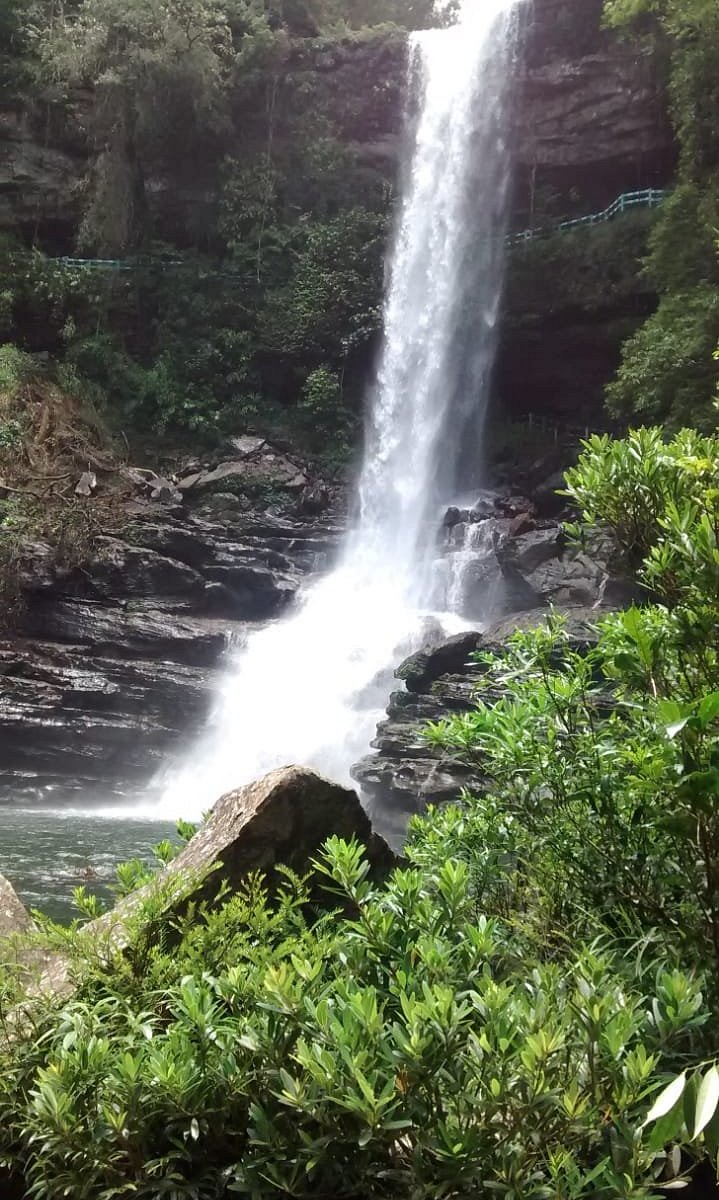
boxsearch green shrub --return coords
[561,426,719,568]
[428,426,719,982]
[0,841,708,1200]
[601,2,719,427]
[606,287,719,429]
[0,342,33,397]
[506,211,657,324]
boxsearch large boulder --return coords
[178,453,308,497]
[140,765,395,904]
[396,631,483,694]
[0,873,33,939]
[37,767,395,997]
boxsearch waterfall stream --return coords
[158,0,521,819]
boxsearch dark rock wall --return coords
[0,6,673,243]
[514,0,673,219]
[495,0,673,428]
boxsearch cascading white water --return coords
[159,0,520,819]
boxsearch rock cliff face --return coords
[494,0,673,427]
[0,2,672,243]
[514,0,673,217]
[352,488,633,840]
[0,442,344,803]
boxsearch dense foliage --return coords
[505,213,657,325]
[602,0,719,427]
[4,428,719,1195]
[429,429,719,967]
[0,0,426,448]
[0,843,710,1198]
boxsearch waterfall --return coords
[159,0,519,817]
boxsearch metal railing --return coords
[46,188,670,274]
[510,187,668,245]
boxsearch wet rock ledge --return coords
[353,608,609,845]
[353,472,633,843]
[0,439,343,803]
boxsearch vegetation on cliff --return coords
[603,0,719,428]
[4,0,717,451]
[0,0,423,452]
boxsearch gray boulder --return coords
[228,435,267,458]
[0,873,32,940]
[37,767,395,997]
[498,526,564,574]
[524,552,606,607]
[396,631,483,694]
[146,766,395,901]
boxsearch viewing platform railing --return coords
[46,188,670,274]
[509,187,669,245]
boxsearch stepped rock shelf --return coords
[0,441,344,805]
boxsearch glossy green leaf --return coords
[698,693,719,726]
[643,1072,687,1127]
[693,1067,719,1139]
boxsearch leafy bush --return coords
[426,608,719,968]
[561,426,719,568]
[0,841,709,1200]
[419,423,719,1187]
[428,426,719,985]
[606,286,719,429]
[0,342,33,397]
[4,424,719,1194]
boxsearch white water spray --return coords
[159,0,519,818]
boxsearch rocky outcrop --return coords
[36,766,395,997]
[434,492,635,624]
[397,631,485,694]
[0,871,33,939]
[514,0,674,212]
[354,608,608,843]
[0,105,85,234]
[354,493,631,837]
[0,444,344,801]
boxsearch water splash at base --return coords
[155,0,520,820]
